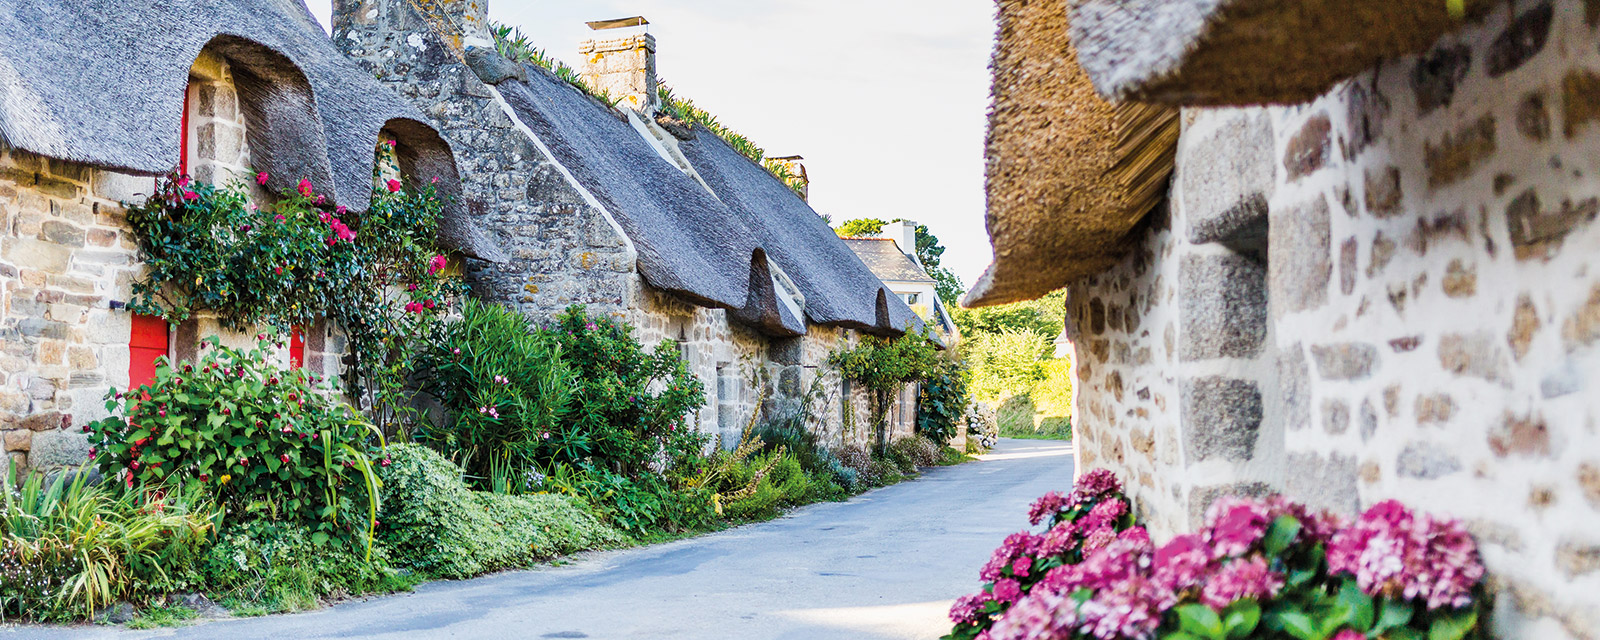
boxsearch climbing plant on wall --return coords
[829,330,940,454]
[125,171,464,433]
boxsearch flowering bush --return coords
[85,334,384,548]
[549,306,706,477]
[945,470,1488,640]
[125,174,463,431]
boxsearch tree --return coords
[834,218,887,238]
[950,289,1066,345]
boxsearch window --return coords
[129,314,169,389]
[905,293,919,305]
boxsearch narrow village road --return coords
[9,439,1073,640]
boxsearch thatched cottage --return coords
[968,0,1600,635]
[0,0,923,472]
[331,0,928,448]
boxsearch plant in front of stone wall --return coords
[85,333,385,555]
[124,174,464,434]
[917,358,972,445]
[413,299,575,491]
[549,305,707,478]
[942,470,1490,640]
[0,464,213,621]
[829,330,940,455]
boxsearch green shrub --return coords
[551,306,708,478]
[415,299,575,489]
[0,468,214,621]
[720,451,815,521]
[200,520,407,613]
[86,334,383,546]
[568,463,716,534]
[1031,358,1073,420]
[375,444,624,578]
[888,435,941,472]
[753,415,860,493]
[916,359,970,444]
[996,393,1036,438]
[966,329,1050,403]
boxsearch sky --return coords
[305,1,996,289]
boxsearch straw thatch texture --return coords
[0,0,498,259]
[676,127,924,335]
[1068,0,1493,105]
[965,0,1179,308]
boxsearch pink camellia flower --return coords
[297,178,313,196]
[1331,632,1365,640]
[1201,555,1284,609]
[428,254,448,275]
[430,176,439,184]
[176,175,190,187]
[423,299,435,309]
[315,194,326,204]
[279,454,291,464]
[274,267,283,275]
[256,171,269,185]
[385,139,398,147]
[274,214,286,223]
[407,283,418,291]
[1027,491,1068,526]
[182,190,199,201]
[386,179,402,193]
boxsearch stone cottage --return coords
[843,220,962,341]
[331,0,927,448]
[969,0,1600,635]
[0,0,495,472]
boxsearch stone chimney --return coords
[886,220,920,265]
[767,155,809,201]
[580,17,658,113]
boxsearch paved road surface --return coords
[6,438,1074,640]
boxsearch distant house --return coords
[841,221,959,342]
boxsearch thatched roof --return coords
[842,238,936,285]
[1068,0,1494,105]
[675,129,925,336]
[496,65,814,336]
[0,0,501,261]
[965,0,1179,308]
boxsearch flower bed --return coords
[946,471,1487,640]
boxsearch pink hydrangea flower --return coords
[1078,497,1128,532]
[949,591,994,625]
[980,532,1042,581]
[992,579,1023,604]
[1153,533,1210,594]
[1071,468,1124,507]
[1200,555,1284,609]
[1205,496,1273,559]
[1331,631,1364,640]
[1036,520,1078,557]
[1327,500,1483,610]
[1028,491,1069,526]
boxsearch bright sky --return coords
[306,1,996,288]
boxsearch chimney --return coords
[579,17,658,113]
[767,155,809,202]
[887,220,920,265]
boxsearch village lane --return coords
[8,438,1073,640]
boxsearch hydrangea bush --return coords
[945,470,1487,640]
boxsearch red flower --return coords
[428,254,448,275]
[274,214,286,223]
[274,267,283,275]
[280,454,291,464]
[386,179,402,193]
[256,171,269,185]
[182,190,199,201]
[424,299,435,309]
[385,139,398,148]
[297,178,313,197]
[176,175,190,187]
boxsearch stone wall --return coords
[1064,0,1600,635]
[333,0,637,320]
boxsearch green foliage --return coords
[887,435,942,473]
[834,445,902,488]
[1032,358,1073,419]
[490,22,619,107]
[834,218,887,238]
[655,84,807,197]
[374,444,625,578]
[753,415,860,493]
[124,175,463,431]
[0,467,214,621]
[830,332,940,393]
[951,289,1066,342]
[415,299,575,489]
[551,306,707,478]
[558,463,717,534]
[125,604,200,629]
[966,329,1050,403]
[199,520,408,614]
[917,359,971,444]
[86,334,384,547]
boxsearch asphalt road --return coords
[6,438,1075,640]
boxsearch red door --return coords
[129,314,169,389]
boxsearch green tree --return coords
[966,329,1051,403]
[950,289,1066,344]
[834,218,887,238]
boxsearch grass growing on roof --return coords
[656,84,808,198]
[491,22,619,107]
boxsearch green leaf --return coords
[1162,633,1203,640]
[1375,600,1415,633]
[1337,580,1375,631]
[1428,609,1477,640]
[1223,601,1261,639]
[1263,514,1302,556]
[1271,611,1321,640]
[1178,604,1224,640]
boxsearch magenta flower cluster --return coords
[946,470,1487,640]
[1327,499,1484,610]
